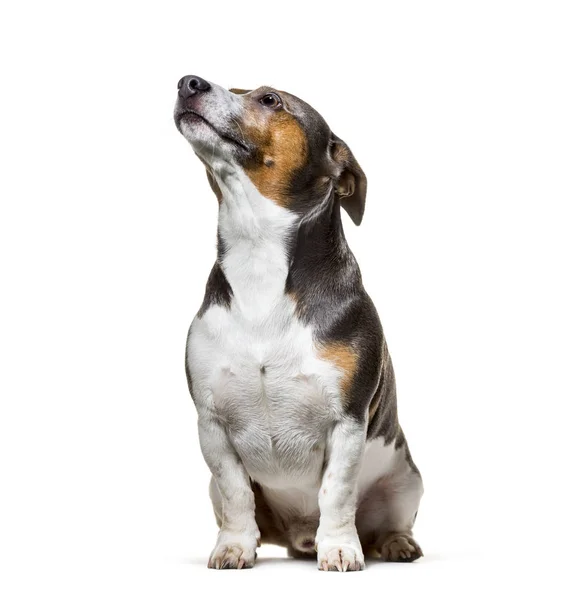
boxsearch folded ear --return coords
[330,134,367,226]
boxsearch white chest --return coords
[187,294,343,487]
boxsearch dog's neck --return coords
[212,164,358,315]
[215,165,297,253]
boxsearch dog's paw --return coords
[208,532,259,569]
[379,532,423,562]
[317,539,365,572]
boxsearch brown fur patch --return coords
[240,107,308,207]
[318,342,358,397]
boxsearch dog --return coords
[174,75,423,571]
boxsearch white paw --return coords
[317,538,365,572]
[208,531,259,570]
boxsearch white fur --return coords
[316,419,367,569]
[358,436,400,492]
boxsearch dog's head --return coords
[174,75,367,225]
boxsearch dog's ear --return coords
[330,134,367,226]
[230,88,251,95]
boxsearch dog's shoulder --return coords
[285,215,392,426]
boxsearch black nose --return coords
[177,75,211,99]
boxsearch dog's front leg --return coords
[316,418,366,571]
[198,413,260,569]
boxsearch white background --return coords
[1,1,566,598]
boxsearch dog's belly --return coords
[187,301,342,489]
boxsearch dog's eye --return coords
[259,93,281,108]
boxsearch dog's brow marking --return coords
[318,342,358,397]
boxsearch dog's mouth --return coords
[175,110,250,153]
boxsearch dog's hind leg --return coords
[356,440,424,562]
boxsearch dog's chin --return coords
[178,126,224,160]
[176,112,210,140]
[178,119,210,143]
[175,110,249,157]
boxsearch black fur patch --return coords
[285,197,399,440]
[197,261,232,318]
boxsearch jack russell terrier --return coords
[174,75,423,571]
